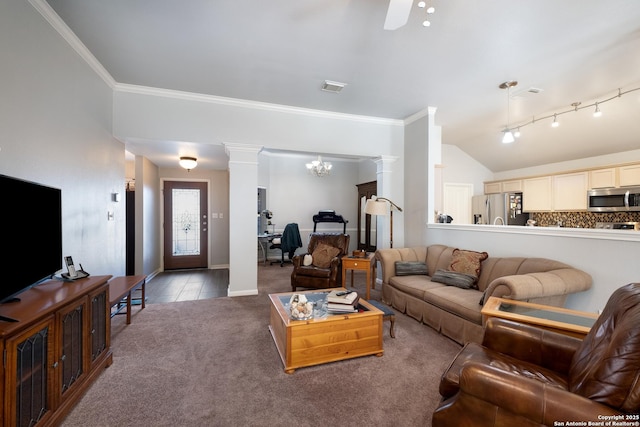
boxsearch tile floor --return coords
[144,268,229,304]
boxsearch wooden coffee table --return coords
[481,296,599,339]
[268,288,383,374]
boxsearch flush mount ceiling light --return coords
[179,156,197,171]
[500,80,518,144]
[321,80,346,93]
[305,156,332,177]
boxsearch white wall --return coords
[260,153,376,256]
[138,157,161,276]
[113,89,405,159]
[441,144,493,196]
[0,0,125,277]
[426,225,639,313]
[404,116,427,247]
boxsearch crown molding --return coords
[114,83,404,126]
[404,106,437,125]
[29,0,116,88]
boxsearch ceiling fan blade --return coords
[384,0,413,30]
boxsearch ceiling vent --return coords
[321,80,347,93]
[512,86,544,98]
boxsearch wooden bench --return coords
[109,275,147,324]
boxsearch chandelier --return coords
[305,156,332,177]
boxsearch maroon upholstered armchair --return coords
[433,283,640,426]
[290,233,350,292]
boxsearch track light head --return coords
[593,102,602,117]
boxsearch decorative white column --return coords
[225,143,263,296]
[372,155,401,250]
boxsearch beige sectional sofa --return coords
[375,244,593,344]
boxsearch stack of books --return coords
[327,290,359,313]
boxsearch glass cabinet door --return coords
[7,316,55,427]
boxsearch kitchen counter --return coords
[428,223,640,242]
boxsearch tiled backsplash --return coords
[531,211,640,228]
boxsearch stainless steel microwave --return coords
[587,186,640,212]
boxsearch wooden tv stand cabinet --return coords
[0,275,113,427]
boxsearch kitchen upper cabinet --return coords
[589,168,617,189]
[619,164,640,187]
[484,179,522,194]
[484,182,502,194]
[501,180,522,192]
[553,172,589,211]
[523,176,552,211]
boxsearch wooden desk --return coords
[481,296,599,339]
[342,253,376,300]
[257,233,278,264]
[109,275,147,324]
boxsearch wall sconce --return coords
[112,192,120,202]
[179,156,197,171]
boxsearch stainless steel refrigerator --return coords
[472,192,529,225]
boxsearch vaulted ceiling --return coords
[45,0,640,172]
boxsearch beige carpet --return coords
[61,264,461,427]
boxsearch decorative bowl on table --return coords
[288,294,314,320]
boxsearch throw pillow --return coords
[431,269,478,290]
[311,243,341,268]
[395,261,429,276]
[449,249,488,280]
[303,254,313,266]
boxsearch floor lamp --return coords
[364,195,403,248]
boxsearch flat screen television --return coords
[0,174,62,307]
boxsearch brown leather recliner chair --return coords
[433,283,640,426]
[291,233,350,292]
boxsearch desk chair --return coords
[270,223,302,267]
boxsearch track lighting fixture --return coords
[499,80,517,144]
[498,86,640,141]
